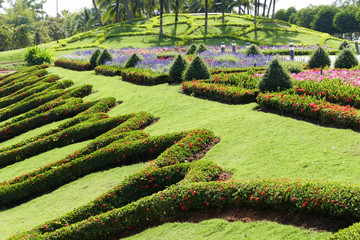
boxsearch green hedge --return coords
[121,68,170,85]
[95,65,122,76]
[208,71,260,89]
[54,58,92,71]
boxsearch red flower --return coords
[181,205,186,210]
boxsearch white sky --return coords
[5,0,337,17]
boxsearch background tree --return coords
[12,25,31,49]
[0,25,12,51]
[310,5,340,33]
[334,6,359,33]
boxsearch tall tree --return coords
[175,0,179,22]
[160,0,164,34]
[271,0,276,23]
[205,0,208,32]
[254,0,257,25]
[92,0,103,26]
[267,0,272,17]
[262,0,267,17]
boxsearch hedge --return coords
[182,81,259,104]
[120,68,170,85]
[95,65,122,76]
[257,92,360,129]
[54,58,92,71]
[208,71,260,89]
[211,67,266,74]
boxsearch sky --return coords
[8,0,337,17]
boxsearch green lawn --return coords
[102,35,179,48]
[162,15,188,23]
[326,39,346,49]
[261,21,292,29]
[188,37,247,46]
[154,23,189,35]
[107,26,147,35]
[242,30,321,45]
[217,26,247,34]
[65,36,98,48]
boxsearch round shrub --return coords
[90,49,101,69]
[186,44,197,55]
[125,53,142,68]
[196,44,208,54]
[169,55,188,82]
[308,47,331,69]
[259,58,293,92]
[183,56,210,81]
[334,49,359,69]
[97,49,113,66]
[24,46,52,66]
[339,40,350,50]
[245,44,261,56]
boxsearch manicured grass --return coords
[123,219,331,240]
[65,36,98,48]
[162,15,188,23]
[107,26,147,35]
[217,26,247,34]
[226,16,254,25]
[154,23,189,35]
[326,39,345,49]
[0,48,26,63]
[0,162,146,239]
[102,35,179,48]
[192,26,223,36]
[242,30,321,45]
[261,21,291,29]
[187,37,247,46]
[194,18,224,26]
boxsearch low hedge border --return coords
[182,81,259,104]
[211,67,266,74]
[121,68,170,85]
[95,65,122,76]
[0,64,48,83]
[208,71,260,89]
[257,92,360,129]
[54,59,92,71]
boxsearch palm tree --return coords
[271,0,275,23]
[262,0,267,17]
[266,0,272,17]
[205,0,208,31]
[92,0,103,26]
[175,0,179,22]
[160,0,164,34]
[254,0,257,25]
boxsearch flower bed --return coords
[94,65,122,76]
[54,58,92,71]
[292,69,360,86]
[182,81,258,104]
[121,68,170,85]
[257,92,360,129]
[209,71,260,89]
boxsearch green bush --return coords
[245,44,261,56]
[334,49,359,69]
[258,58,293,92]
[125,53,142,68]
[169,55,188,82]
[186,44,197,55]
[183,56,211,81]
[24,46,52,66]
[339,40,349,50]
[89,49,101,69]
[121,68,170,85]
[281,61,304,73]
[95,65,122,76]
[196,43,208,53]
[308,46,331,69]
[97,49,113,66]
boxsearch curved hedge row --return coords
[121,68,170,85]
[54,59,92,71]
[95,65,122,76]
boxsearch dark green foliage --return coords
[339,41,350,50]
[308,47,331,69]
[125,53,142,68]
[334,49,359,69]
[97,49,113,66]
[245,44,261,56]
[24,46,52,66]
[169,55,188,82]
[186,44,197,55]
[183,56,210,81]
[259,58,293,92]
[90,49,101,69]
[196,44,208,54]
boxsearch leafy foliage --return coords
[97,49,113,66]
[196,43,208,54]
[245,44,261,56]
[125,53,142,68]
[338,40,350,50]
[183,56,210,81]
[169,55,188,82]
[258,58,293,92]
[308,46,331,69]
[90,49,101,69]
[186,44,197,55]
[334,49,359,69]
[24,46,52,66]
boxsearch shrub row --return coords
[257,92,360,129]
[209,71,260,89]
[120,68,170,85]
[94,65,122,76]
[10,129,217,237]
[0,64,48,84]
[12,176,360,239]
[182,81,259,104]
[54,58,92,71]
[211,67,266,74]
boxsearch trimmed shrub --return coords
[339,40,349,50]
[124,53,142,68]
[24,46,52,66]
[334,49,359,69]
[95,65,122,76]
[245,44,261,56]
[308,47,331,69]
[186,44,197,55]
[169,55,188,82]
[183,56,211,81]
[54,59,92,71]
[196,43,208,54]
[259,58,293,92]
[97,49,113,66]
[89,49,101,69]
[121,68,170,85]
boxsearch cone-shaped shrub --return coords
[308,47,331,69]
[334,48,359,69]
[125,53,142,68]
[90,49,101,69]
[183,56,210,81]
[97,49,113,66]
[259,58,293,92]
[245,44,261,56]
[339,40,349,50]
[196,44,208,54]
[169,55,188,82]
[186,44,197,55]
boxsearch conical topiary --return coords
[90,49,101,69]
[308,46,331,69]
[97,49,113,66]
[186,44,197,55]
[196,43,208,54]
[125,53,142,68]
[259,58,293,92]
[245,44,261,56]
[183,56,210,81]
[169,55,188,82]
[334,48,359,69]
[339,40,349,50]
